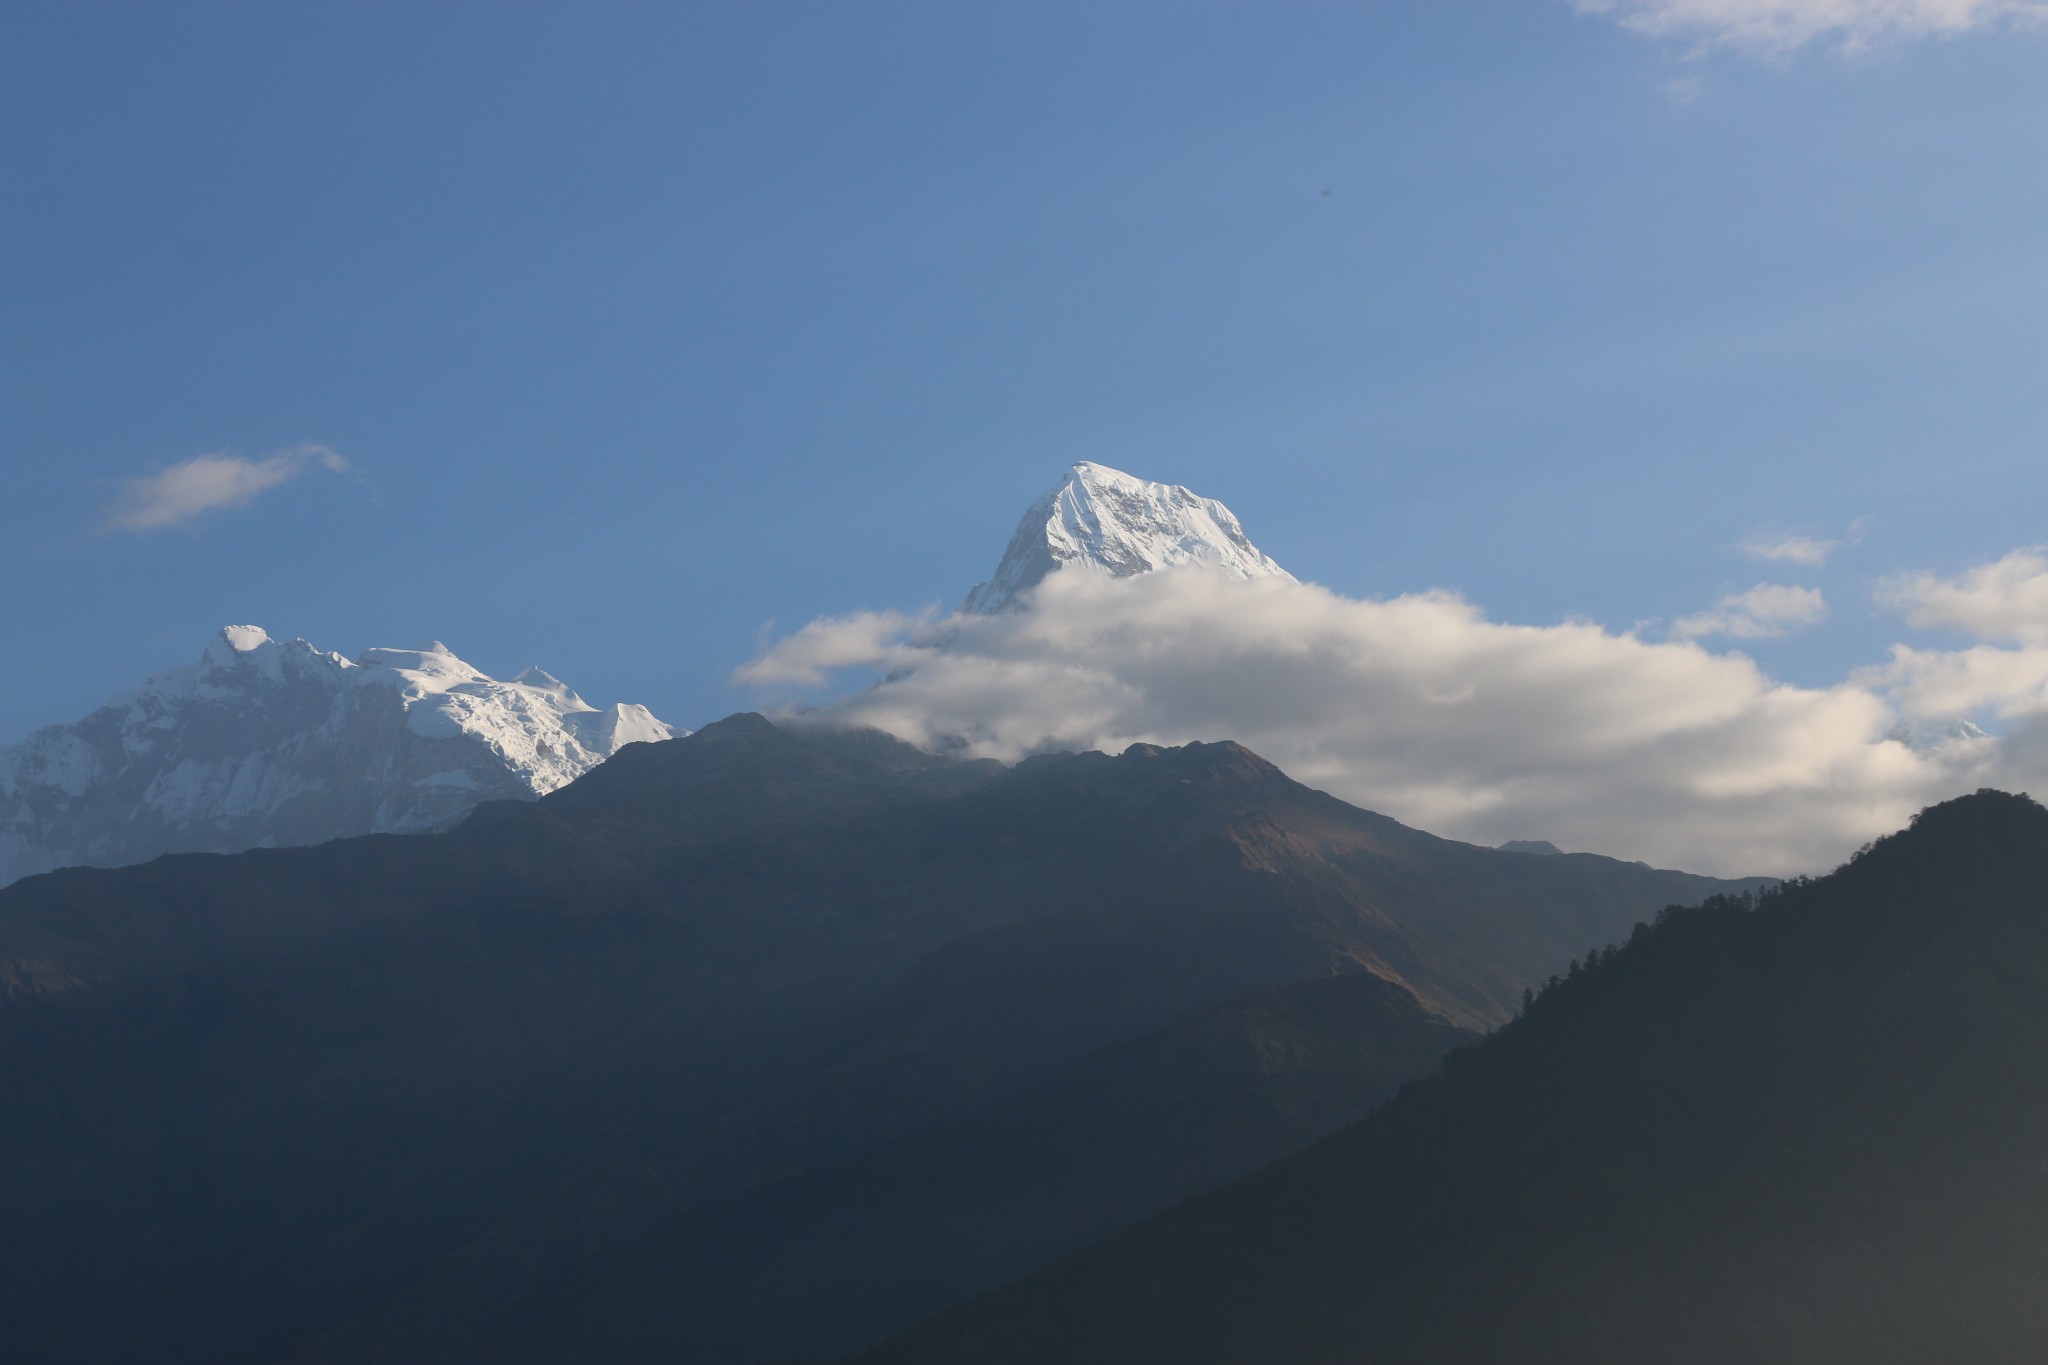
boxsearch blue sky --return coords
[4,1,2047,748]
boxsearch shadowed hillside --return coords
[858,790,2048,1365]
[0,715,1761,1363]
[483,971,1476,1364]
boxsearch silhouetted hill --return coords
[858,790,2048,1365]
[486,972,1476,1364]
[0,716,1761,1363]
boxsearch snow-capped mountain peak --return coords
[963,461,1295,613]
[1883,716,1992,751]
[0,627,683,887]
[207,626,280,667]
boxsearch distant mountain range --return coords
[0,461,1301,888]
[0,714,1763,1363]
[1,464,2027,1365]
[0,626,678,887]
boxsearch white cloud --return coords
[1739,532,1837,566]
[1861,642,2048,721]
[1864,549,2048,730]
[1879,547,2048,644]
[1573,0,2048,54]
[736,609,938,688]
[103,445,354,532]
[741,569,1989,876]
[1671,583,1827,640]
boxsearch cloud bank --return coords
[740,568,2025,877]
[103,445,353,532]
[1572,0,2048,54]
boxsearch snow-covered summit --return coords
[1883,716,1992,751]
[963,462,1295,614]
[0,626,682,887]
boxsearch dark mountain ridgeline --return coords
[0,715,1762,1363]
[857,789,2048,1365]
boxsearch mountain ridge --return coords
[0,715,1764,1363]
[0,625,679,887]
[853,788,2048,1365]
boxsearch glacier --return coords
[0,626,680,887]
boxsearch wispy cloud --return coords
[736,608,938,688]
[1880,547,2048,644]
[1739,532,1838,566]
[1572,0,2048,55]
[103,445,354,532]
[1671,583,1827,640]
